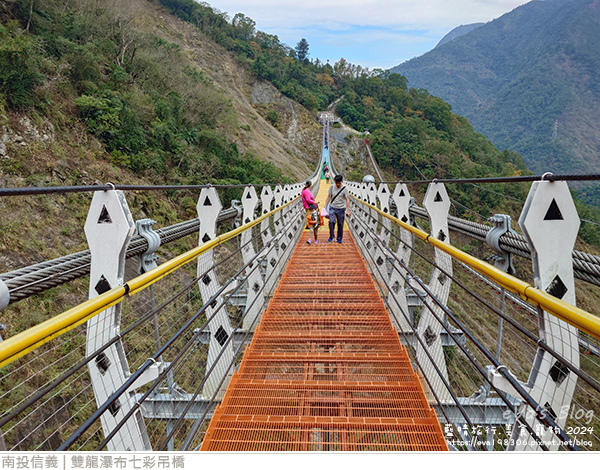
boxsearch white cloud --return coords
[206,0,533,68]
[209,0,530,30]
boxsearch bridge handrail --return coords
[0,196,300,370]
[353,195,600,341]
[4,191,598,307]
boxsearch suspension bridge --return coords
[0,114,600,452]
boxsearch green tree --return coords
[266,110,278,125]
[231,13,256,40]
[295,38,309,62]
[0,23,43,109]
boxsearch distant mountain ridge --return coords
[435,23,485,48]
[390,0,600,204]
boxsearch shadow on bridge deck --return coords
[200,222,448,451]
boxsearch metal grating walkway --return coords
[200,228,448,451]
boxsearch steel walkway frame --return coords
[200,226,448,451]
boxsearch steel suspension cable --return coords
[56,217,289,451]
[5,180,600,305]
[381,173,600,185]
[385,161,600,272]
[0,183,286,197]
[352,213,528,448]
[349,216,487,449]
[381,220,577,450]
[177,235,289,451]
[1,209,239,302]
[406,205,600,286]
[411,273,578,450]
[145,223,294,451]
[354,201,591,448]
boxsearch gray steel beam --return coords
[136,394,217,420]
[399,328,465,348]
[435,397,520,426]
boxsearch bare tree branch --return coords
[25,0,34,32]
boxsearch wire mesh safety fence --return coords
[347,194,600,451]
[0,195,305,451]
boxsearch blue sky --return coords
[208,1,532,69]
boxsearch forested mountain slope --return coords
[391,0,600,205]
[1,0,599,272]
[0,0,325,275]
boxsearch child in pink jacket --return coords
[301,180,321,244]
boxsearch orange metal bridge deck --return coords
[201,220,447,451]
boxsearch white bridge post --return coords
[363,182,383,281]
[387,183,414,332]
[278,185,294,267]
[367,183,391,296]
[511,179,580,451]
[260,185,279,297]
[197,187,236,400]
[415,182,452,403]
[352,183,369,254]
[84,189,151,451]
[241,186,264,331]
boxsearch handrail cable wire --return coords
[0,196,299,370]
[116,204,304,450]
[376,207,599,393]
[351,213,550,450]
[380,173,600,185]
[4,175,600,304]
[351,210,576,450]
[385,149,600,226]
[57,203,301,450]
[411,271,578,450]
[359,200,600,395]
[95,213,297,451]
[0,221,265,429]
[2,224,275,449]
[354,195,600,340]
[177,235,288,451]
[0,183,289,197]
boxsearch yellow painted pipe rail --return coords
[0,196,300,370]
[353,195,600,342]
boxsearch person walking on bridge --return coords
[301,180,321,244]
[325,174,350,244]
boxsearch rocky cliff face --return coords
[1,116,54,159]
[329,126,383,181]
[141,1,321,179]
[249,80,321,177]
[330,127,362,171]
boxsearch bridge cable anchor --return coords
[486,214,517,275]
[540,172,554,181]
[135,219,161,274]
